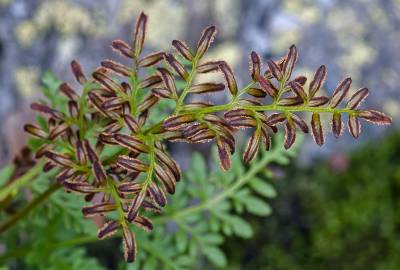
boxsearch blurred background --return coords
[0,0,399,269]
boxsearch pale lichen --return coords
[0,0,12,7]
[214,0,240,39]
[15,67,40,97]
[15,0,106,47]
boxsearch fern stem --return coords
[0,183,61,234]
[246,105,353,114]
[78,83,95,140]
[108,178,128,227]
[129,58,139,116]
[274,79,287,104]
[174,59,198,114]
[144,78,355,136]
[0,161,45,201]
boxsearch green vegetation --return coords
[0,9,393,270]
[226,131,400,270]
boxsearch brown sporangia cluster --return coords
[23,12,391,262]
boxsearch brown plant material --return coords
[332,112,343,138]
[70,60,87,84]
[347,88,369,110]
[330,78,352,108]
[348,115,361,138]
[196,26,217,59]
[309,65,327,98]
[133,12,147,58]
[284,120,296,149]
[243,128,261,163]
[22,11,391,263]
[112,40,135,58]
[311,113,324,146]
[164,53,189,80]
[123,226,137,262]
[172,40,193,61]
[197,61,223,73]
[189,83,225,94]
[138,51,165,67]
[219,62,238,96]
[98,220,120,240]
[250,51,262,80]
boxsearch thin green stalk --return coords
[146,136,156,185]
[130,67,138,116]
[0,162,45,201]
[244,104,353,114]
[108,178,128,227]
[78,83,95,140]
[175,59,198,114]
[185,103,235,115]
[0,183,61,234]
[142,60,199,135]
[274,79,287,105]
[140,136,156,194]
[237,80,258,98]
[128,58,140,116]
[178,103,353,116]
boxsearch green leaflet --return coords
[249,177,277,198]
[203,246,227,268]
[244,197,272,216]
